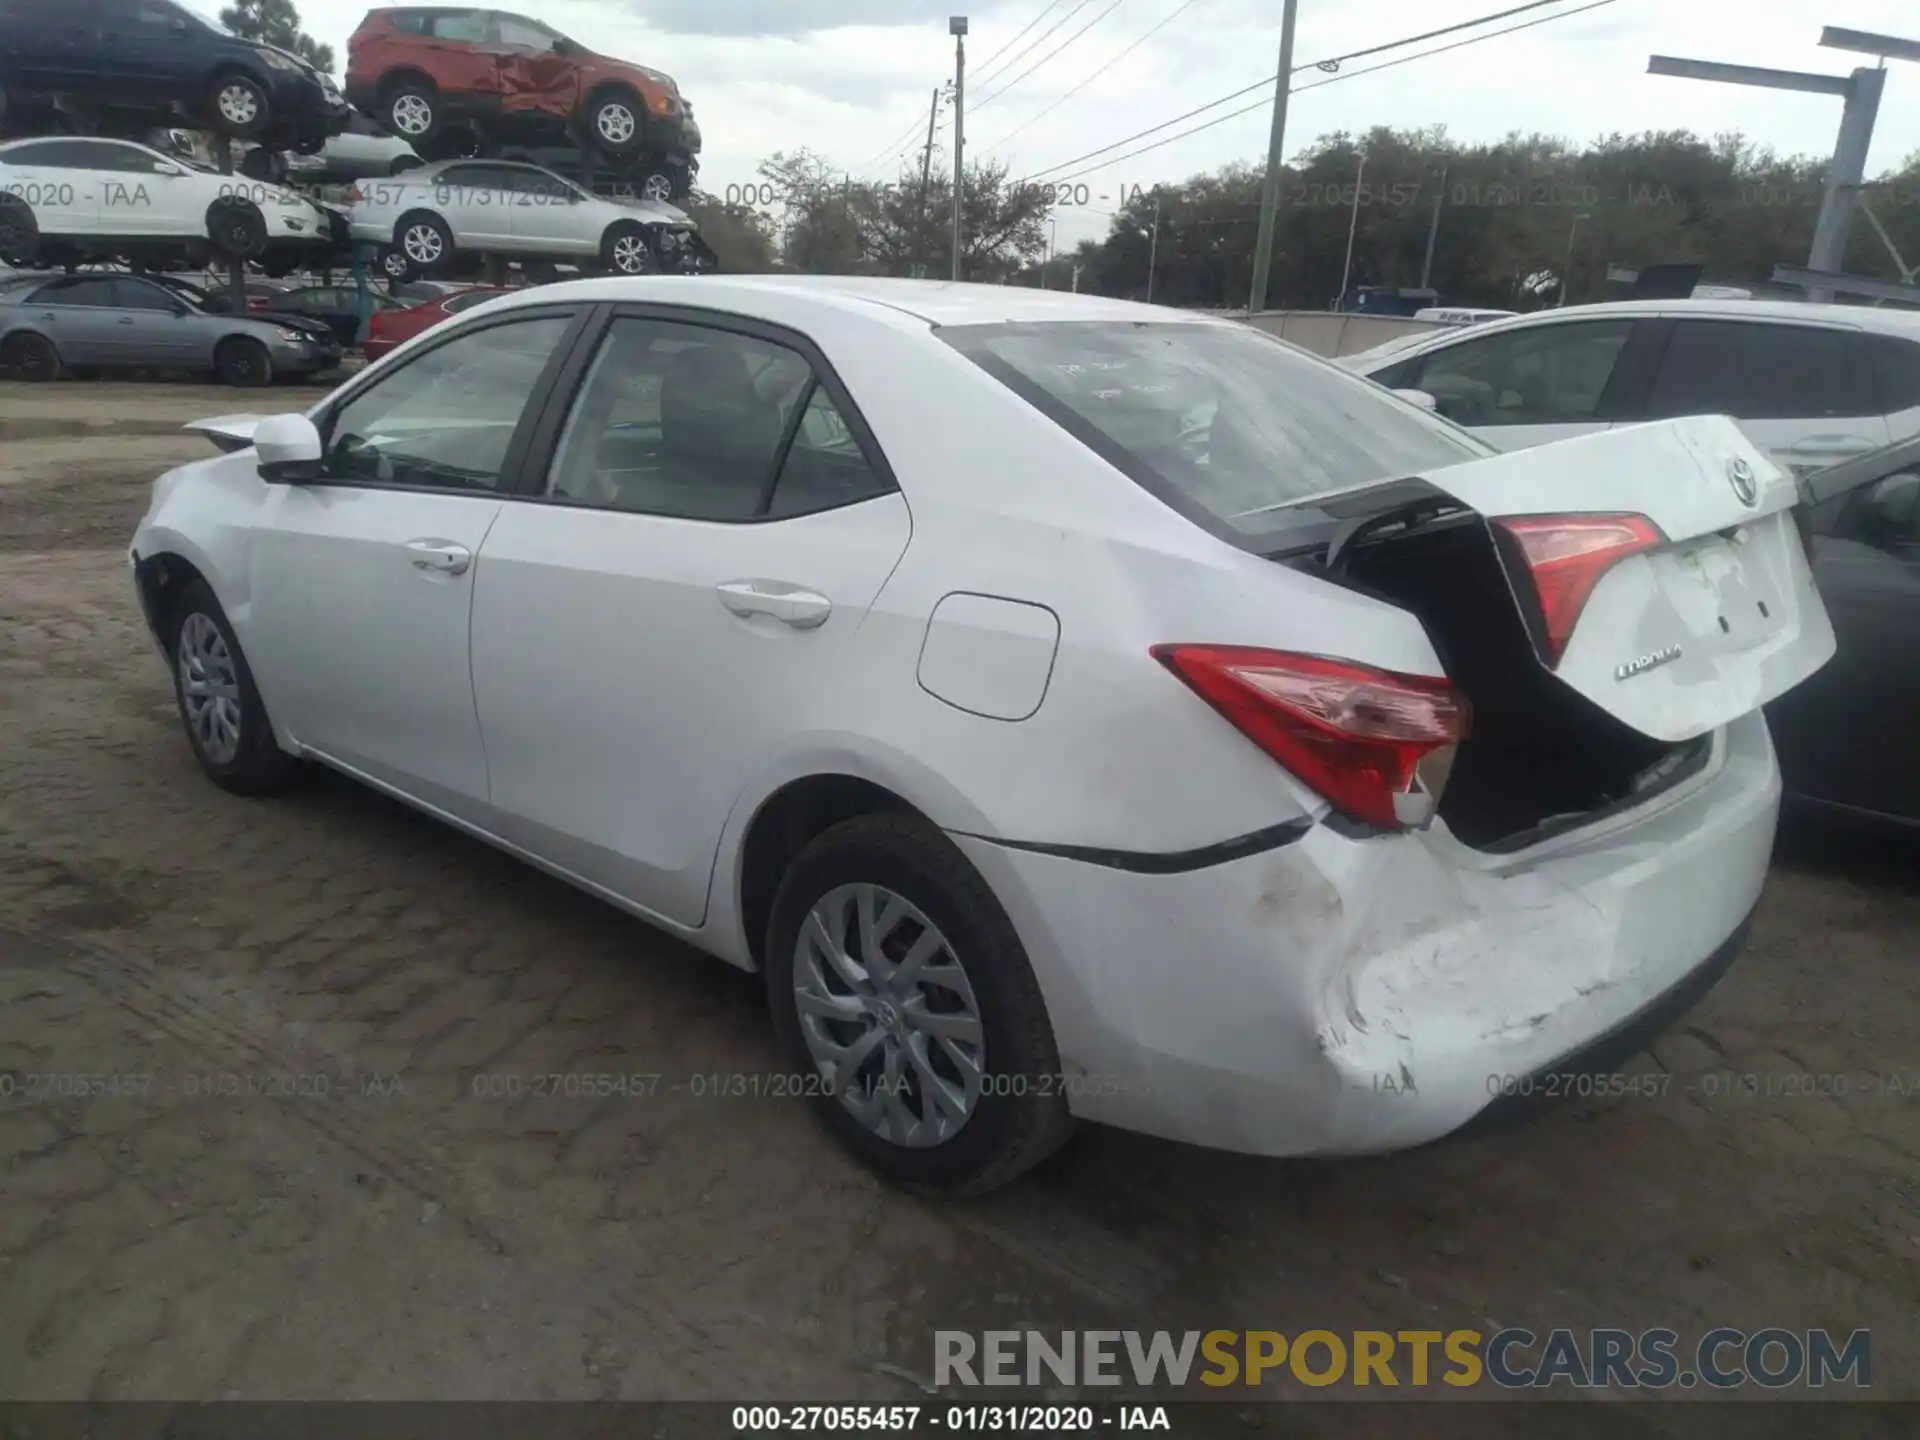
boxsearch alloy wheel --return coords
[792,883,985,1148]
[217,83,260,127]
[610,233,651,274]
[391,93,433,136]
[641,172,673,202]
[177,612,243,765]
[595,103,637,145]
[403,224,443,263]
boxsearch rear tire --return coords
[0,329,61,382]
[207,70,271,141]
[215,335,272,388]
[382,77,440,144]
[167,579,298,795]
[765,815,1075,1196]
[206,197,268,259]
[0,194,38,265]
[394,210,453,276]
[599,220,655,276]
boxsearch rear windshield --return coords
[939,320,1484,545]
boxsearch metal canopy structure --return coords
[1649,26,1915,302]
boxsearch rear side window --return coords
[1645,321,1873,420]
[1867,333,1920,413]
[941,321,1484,539]
[30,278,121,307]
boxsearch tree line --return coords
[684,126,1920,309]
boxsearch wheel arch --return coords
[134,550,214,659]
[378,67,439,100]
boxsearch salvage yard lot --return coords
[1,380,1917,1420]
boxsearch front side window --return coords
[494,15,558,50]
[1405,320,1633,427]
[427,10,488,41]
[1867,334,1920,415]
[1646,321,1870,421]
[323,314,571,491]
[544,316,888,521]
[942,320,1484,538]
[113,278,181,311]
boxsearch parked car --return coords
[285,115,423,184]
[344,5,697,192]
[130,278,1832,1193]
[0,269,338,383]
[362,283,504,360]
[151,273,303,313]
[1344,299,1920,480]
[256,282,405,346]
[1766,434,1920,827]
[0,136,335,270]
[345,158,699,277]
[0,0,349,152]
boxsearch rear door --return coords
[1409,415,1836,741]
[243,306,584,820]
[469,308,912,925]
[21,275,126,365]
[1638,317,1890,480]
[1371,316,1645,452]
[1,139,104,236]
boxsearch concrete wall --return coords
[1240,311,1451,358]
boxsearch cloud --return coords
[627,1,1012,39]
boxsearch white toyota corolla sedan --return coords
[129,277,1834,1194]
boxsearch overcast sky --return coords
[292,0,1920,247]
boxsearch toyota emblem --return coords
[1727,456,1760,507]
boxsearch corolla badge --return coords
[1616,644,1683,681]
[1727,456,1760,507]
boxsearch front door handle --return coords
[405,539,472,575]
[118,316,137,325]
[715,580,832,629]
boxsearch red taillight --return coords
[1491,513,1664,669]
[344,184,366,204]
[1152,646,1471,830]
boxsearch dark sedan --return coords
[1768,435,1920,826]
[0,272,339,384]
[257,284,403,347]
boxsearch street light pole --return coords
[1042,215,1056,287]
[1247,0,1300,314]
[1559,211,1590,306]
[1145,193,1162,303]
[1420,163,1447,291]
[1336,149,1366,310]
[950,17,967,282]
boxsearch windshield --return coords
[941,320,1485,542]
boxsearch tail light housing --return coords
[1152,646,1471,831]
[343,184,366,205]
[1491,513,1664,669]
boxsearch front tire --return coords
[168,580,297,795]
[584,88,644,159]
[600,220,655,276]
[206,197,268,259]
[765,815,1074,1196]
[208,71,271,141]
[0,329,61,382]
[214,335,272,388]
[383,77,440,143]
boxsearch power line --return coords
[1017,0,1599,184]
[1040,0,1619,185]
[973,0,1097,92]
[974,0,1132,113]
[983,0,1205,155]
[975,0,1069,76]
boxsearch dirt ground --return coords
[1,380,1917,1425]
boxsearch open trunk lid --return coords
[1377,415,1835,742]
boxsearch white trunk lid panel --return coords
[1417,415,1836,741]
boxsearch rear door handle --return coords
[405,539,472,575]
[117,317,136,325]
[715,580,832,629]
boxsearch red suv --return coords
[344,7,699,193]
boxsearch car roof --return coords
[1357,298,1920,367]
[482,274,1220,330]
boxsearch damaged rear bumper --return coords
[951,710,1780,1159]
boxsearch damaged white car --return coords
[128,278,1833,1193]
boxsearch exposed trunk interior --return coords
[1329,514,1709,851]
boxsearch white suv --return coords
[1345,299,1920,480]
[0,136,332,269]
[344,159,702,279]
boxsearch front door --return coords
[470,311,912,925]
[429,161,514,249]
[242,308,581,820]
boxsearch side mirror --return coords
[1392,387,1439,412]
[255,413,325,484]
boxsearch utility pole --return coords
[951,16,968,282]
[1420,163,1447,290]
[910,86,940,275]
[1146,193,1162,303]
[1336,149,1366,310]
[1558,212,1590,306]
[1041,215,1056,287]
[1247,0,1300,314]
